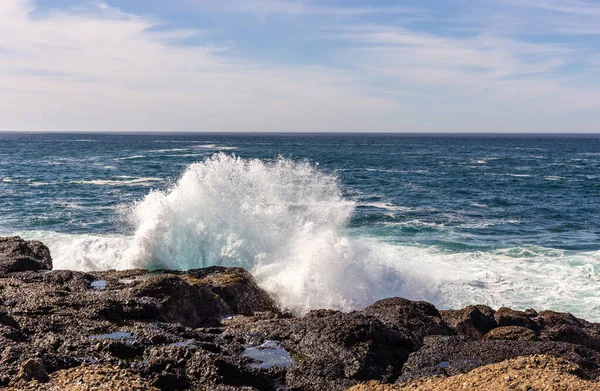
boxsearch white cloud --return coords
[0,0,397,132]
[322,21,600,131]
[494,0,600,35]
[503,0,600,16]
[334,23,599,104]
[0,0,599,133]
[191,0,423,18]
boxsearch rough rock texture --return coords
[348,355,600,391]
[187,267,278,316]
[495,307,540,330]
[440,305,497,340]
[482,326,537,341]
[6,365,160,391]
[2,236,600,390]
[398,335,600,382]
[219,299,455,391]
[362,298,454,349]
[0,236,52,274]
[0,247,284,390]
[537,310,600,352]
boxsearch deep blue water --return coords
[1,133,600,318]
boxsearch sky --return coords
[0,0,599,133]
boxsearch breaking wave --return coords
[17,154,600,319]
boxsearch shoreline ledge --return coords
[1,236,600,391]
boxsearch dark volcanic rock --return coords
[13,359,49,384]
[494,307,540,330]
[222,298,456,391]
[283,310,413,388]
[363,298,454,349]
[132,274,231,328]
[187,267,279,316]
[4,236,600,390]
[482,326,537,341]
[398,335,600,382]
[0,236,52,274]
[440,305,497,340]
[537,310,600,352]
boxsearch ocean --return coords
[1,133,599,319]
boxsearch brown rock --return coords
[536,310,600,352]
[132,274,232,327]
[0,236,52,274]
[482,326,537,341]
[186,267,279,316]
[362,298,454,348]
[12,359,49,384]
[398,335,600,382]
[495,307,539,330]
[348,355,600,391]
[440,305,497,340]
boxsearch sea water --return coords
[1,133,599,319]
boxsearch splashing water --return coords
[37,154,437,312]
[18,154,600,319]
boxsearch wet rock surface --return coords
[2,236,600,390]
[349,355,600,391]
[0,236,52,275]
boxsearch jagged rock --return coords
[282,310,413,390]
[362,298,454,349]
[495,307,540,330]
[5,365,161,391]
[3,236,600,391]
[0,237,52,274]
[482,326,537,341]
[221,298,455,391]
[186,267,279,316]
[12,359,49,384]
[350,355,600,391]
[398,335,600,382]
[132,274,232,328]
[185,351,276,391]
[440,305,497,340]
[537,310,600,352]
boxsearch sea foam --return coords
[28,154,435,312]
[18,154,600,319]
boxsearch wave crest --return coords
[44,154,432,312]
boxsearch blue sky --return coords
[1,0,599,132]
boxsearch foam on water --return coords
[15,154,600,319]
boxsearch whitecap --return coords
[72,177,163,186]
[191,144,238,151]
[358,202,412,212]
[114,156,146,161]
[15,155,600,321]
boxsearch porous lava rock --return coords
[2,236,600,390]
[0,236,52,274]
[440,305,497,340]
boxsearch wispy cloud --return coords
[503,0,600,16]
[0,0,397,132]
[192,0,424,18]
[1,0,599,132]
[323,19,600,131]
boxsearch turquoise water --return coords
[1,133,599,318]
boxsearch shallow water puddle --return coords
[90,280,107,289]
[243,340,296,369]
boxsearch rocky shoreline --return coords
[1,236,600,390]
